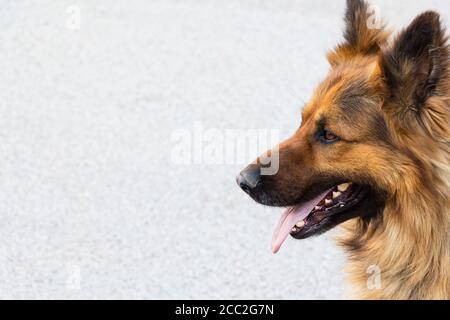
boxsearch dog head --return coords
[237,0,449,253]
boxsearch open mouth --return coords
[271,183,367,253]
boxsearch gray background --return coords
[0,0,448,299]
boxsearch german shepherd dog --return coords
[237,0,449,299]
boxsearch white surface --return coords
[0,0,448,299]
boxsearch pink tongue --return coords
[271,189,332,254]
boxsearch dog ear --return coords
[328,0,389,66]
[379,11,449,137]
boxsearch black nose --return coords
[236,165,261,195]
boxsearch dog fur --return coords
[335,0,450,300]
[238,0,450,299]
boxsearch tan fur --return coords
[339,136,450,299]
[239,0,449,299]
[303,1,450,299]
[335,2,450,300]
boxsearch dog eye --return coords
[319,130,340,144]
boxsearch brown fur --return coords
[332,1,450,299]
[239,0,450,299]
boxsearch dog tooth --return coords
[338,183,350,192]
[314,206,321,210]
[340,204,345,208]
[333,191,342,199]
[296,221,305,228]
[292,227,297,232]
[325,199,333,206]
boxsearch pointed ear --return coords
[379,11,449,135]
[328,0,389,65]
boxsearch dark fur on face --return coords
[238,0,450,299]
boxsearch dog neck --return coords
[339,144,450,299]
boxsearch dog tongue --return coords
[271,189,332,254]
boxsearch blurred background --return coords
[0,0,448,299]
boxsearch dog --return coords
[237,0,449,299]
